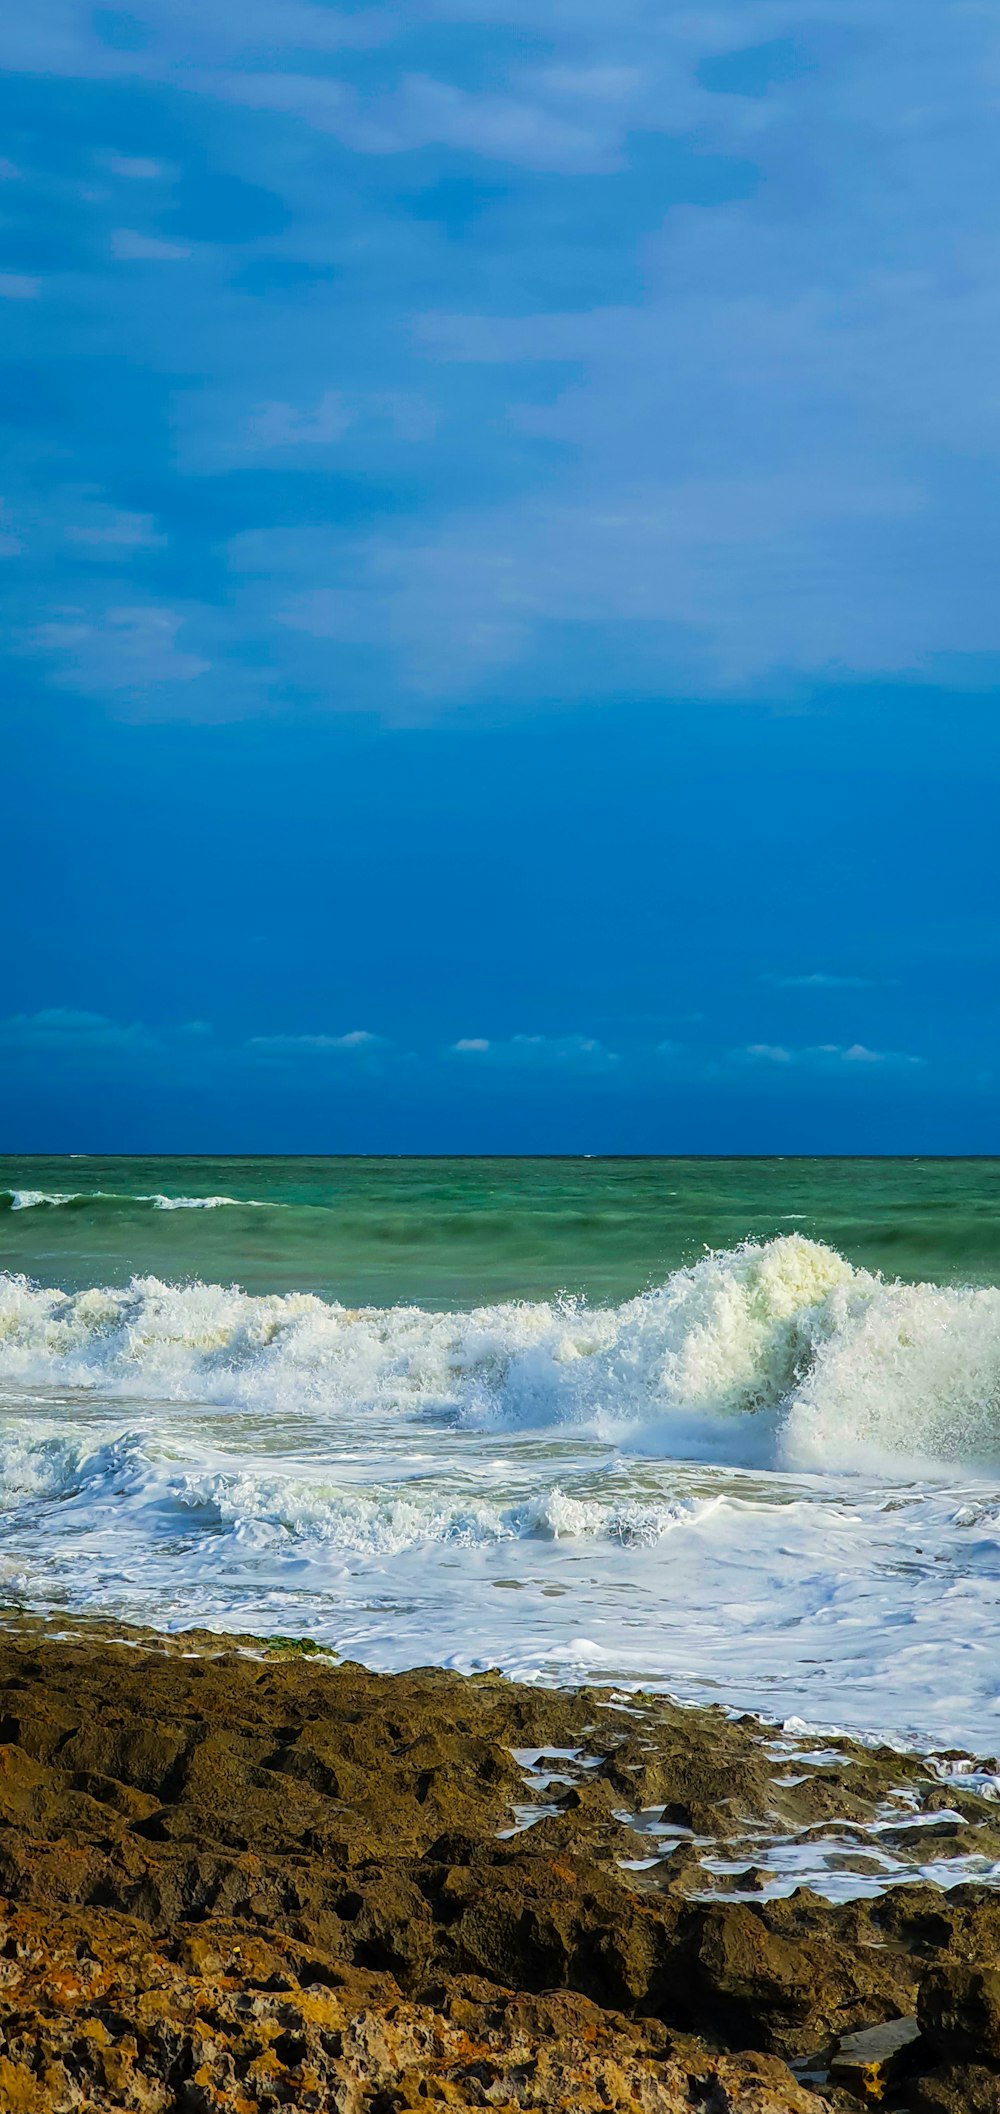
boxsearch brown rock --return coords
[7,1616,1000,2110]
[919,1960,1000,2064]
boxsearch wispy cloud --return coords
[3,0,1000,723]
[205,68,621,174]
[741,1041,924,1068]
[838,1043,922,1067]
[0,1008,158,1053]
[106,157,169,181]
[764,972,890,990]
[66,506,165,551]
[27,604,211,705]
[0,1010,936,1110]
[248,1030,386,1056]
[239,390,436,459]
[247,392,352,450]
[110,229,191,262]
[450,1034,619,1070]
[0,1011,392,1077]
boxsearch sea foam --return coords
[2,1235,999,1471]
[1,1190,256,1211]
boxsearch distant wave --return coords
[1,1235,999,1471]
[1,1189,265,1213]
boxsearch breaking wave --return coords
[2,1235,1000,1471]
[1,1189,260,1212]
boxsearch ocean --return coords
[3,1155,1000,1754]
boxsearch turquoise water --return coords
[3,1156,1000,1303]
[4,1156,1000,1754]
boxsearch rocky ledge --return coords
[1,1621,1000,2110]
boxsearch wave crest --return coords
[2,1235,999,1469]
[1,1190,261,1212]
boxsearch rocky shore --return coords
[2,1622,1000,2110]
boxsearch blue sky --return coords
[2,0,998,1151]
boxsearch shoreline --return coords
[0,1618,998,2108]
[3,1599,994,1773]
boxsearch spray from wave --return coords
[2,1236,999,1470]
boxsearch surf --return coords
[0,1189,263,1212]
[3,1234,1000,1471]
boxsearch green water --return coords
[3,1156,1000,1304]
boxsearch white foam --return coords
[170,1467,706,1555]
[4,1239,1000,1752]
[2,1236,1000,1470]
[6,1191,77,1210]
[2,1190,261,1212]
[147,1194,254,1211]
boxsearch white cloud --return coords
[248,1030,385,1055]
[298,459,932,696]
[0,274,40,300]
[5,0,1000,711]
[765,971,887,989]
[66,508,165,550]
[0,1008,158,1053]
[450,1033,619,1070]
[236,390,437,458]
[839,1042,921,1065]
[205,67,620,173]
[248,392,352,449]
[741,1041,923,1068]
[107,156,169,180]
[29,604,211,698]
[255,3,1000,701]
[111,229,190,262]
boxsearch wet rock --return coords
[679,1899,915,2055]
[910,2066,1000,2114]
[828,2016,921,2101]
[919,1959,1000,2063]
[3,1616,1000,2109]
